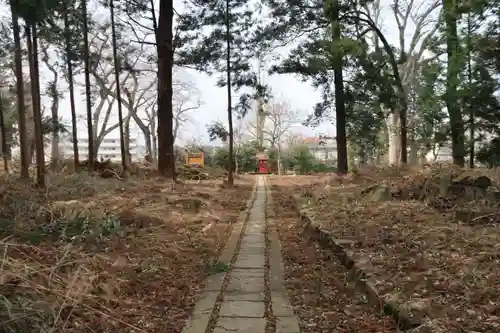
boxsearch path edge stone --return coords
[181,179,259,333]
[290,194,425,332]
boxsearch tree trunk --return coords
[277,142,282,175]
[49,75,60,170]
[151,120,158,165]
[387,113,401,165]
[256,98,265,150]
[27,23,45,187]
[144,131,152,159]
[42,43,61,170]
[152,136,158,165]
[407,113,418,165]
[442,0,465,166]
[225,0,234,186]
[124,115,132,166]
[10,0,29,178]
[63,1,79,167]
[353,14,408,165]
[82,0,95,167]
[398,80,408,165]
[110,0,128,176]
[409,139,419,165]
[358,144,367,165]
[234,150,239,174]
[157,0,175,180]
[466,11,474,168]
[0,92,11,173]
[173,114,180,146]
[331,0,348,174]
[133,113,152,160]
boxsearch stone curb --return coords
[181,180,259,333]
[290,194,423,332]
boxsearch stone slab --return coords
[239,246,266,255]
[219,300,265,318]
[192,291,218,316]
[246,223,266,230]
[271,292,295,317]
[241,234,266,243]
[213,317,266,333]
[181,314,211,333]
[248,216,265,223]
[246,221,265,226]
[269,231,286,291]
[225,292,265,301]
[240,241,266,250]
[204,272,226,291]
[234,253,265,269]
[227,275,264,293]
[231,269,265,277]
[220,223,245,263]
[275,316,301,333]
[244,229,266,236]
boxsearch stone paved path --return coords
[182,176,300,333]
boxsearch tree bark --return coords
[110,0,128,175]
[82,0,95,167]
[63,1,79,167]
[353,13,408,164]
[152,127,158,164]
[124,115,132,166]
[44,57,60,170]
[225,0,234,186]
[157,0,175,180]
[387,113,401,165]
[256,99,265,150]
[277,142,282,175]
[0,92,10,173]
[331,0,348,174]
[132,113,152,158]
[27,23,45,187]
[466,11,474,168]
[10,0,29,178]
[144,131,153,160]
[442,0,465,166]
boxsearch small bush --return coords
[312,162,336,173]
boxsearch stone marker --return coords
[370,185,392,202]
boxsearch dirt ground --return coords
[0,172,253,333]
[269,166,500,332]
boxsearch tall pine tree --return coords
[179,0,255,185]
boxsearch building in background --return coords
[60,136,143,162]
[303,136,337,163]
[425,145,453,163]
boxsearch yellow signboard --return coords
[186,151,205,167]
[187,156,204,166]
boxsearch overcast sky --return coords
[0,0,438,147]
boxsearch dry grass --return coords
[0,171,253,333]
[270,165,500,332]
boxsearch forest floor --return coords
[0,170,253,333]
[269,184,397,333]
[270,165,500,333]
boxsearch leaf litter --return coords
[0,172,253,333]
[270,165,500,333]
[270,181,396,333]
